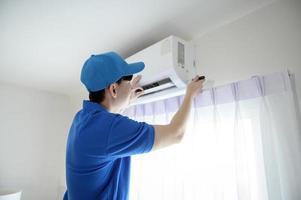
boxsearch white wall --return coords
[0,83,73,200]
[193,0,301,111]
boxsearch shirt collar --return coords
[83,100,108,112]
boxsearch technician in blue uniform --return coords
[64,52,204,200]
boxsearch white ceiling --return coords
[0,0,275,97]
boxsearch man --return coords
[64,52,204,200]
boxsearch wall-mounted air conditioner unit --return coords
[126,35,212,106]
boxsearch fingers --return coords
[191,75,205,82]
[132,75,142,85]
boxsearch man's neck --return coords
[100,101,121,113]
[100,101,110,111]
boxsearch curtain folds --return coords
[125,71,301,200]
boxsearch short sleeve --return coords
[106,114,154,157]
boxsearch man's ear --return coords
[108,83,118,98]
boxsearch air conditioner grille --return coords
[142,78,173,91]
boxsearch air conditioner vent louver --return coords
[140,77,175,96]
[141,86,177,97]
[142,78,173,90]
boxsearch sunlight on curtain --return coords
[125,71,301,200]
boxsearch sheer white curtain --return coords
[124,71,301,200]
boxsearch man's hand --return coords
[185,75,205,99]
[129,75,144,103]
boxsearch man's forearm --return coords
[169,94,193,137]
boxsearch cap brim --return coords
[124,62,145,75]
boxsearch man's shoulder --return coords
[74,109,135,128]
[78,108,117,119]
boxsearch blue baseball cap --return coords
[80,52,145,92]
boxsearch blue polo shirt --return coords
[64,100,154,200]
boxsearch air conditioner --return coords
[126,35,212,106]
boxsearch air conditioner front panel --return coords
[126,37,175,86]
[125,35,198,105]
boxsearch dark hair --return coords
[89,75,133,103]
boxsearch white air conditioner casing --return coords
[126,35,201,105]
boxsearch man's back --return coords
[64,100,154,200]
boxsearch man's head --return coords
[80,52,144,112]
[88,74,134,112]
